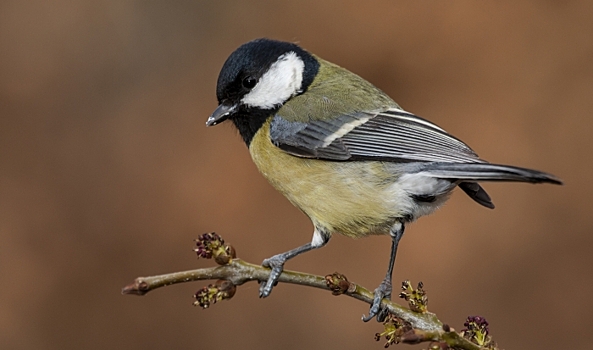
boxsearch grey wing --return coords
[269,108,485,163]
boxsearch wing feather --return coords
[270,108,484,163]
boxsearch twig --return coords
[122,233,496,350]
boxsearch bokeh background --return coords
[1,1,591,349]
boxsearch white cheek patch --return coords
[241,51,305,109]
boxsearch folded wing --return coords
[270,108,484,163]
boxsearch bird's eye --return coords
[242,76,257,89]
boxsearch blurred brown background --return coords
[1,1,591,349]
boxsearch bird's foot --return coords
[362,279,392,322]
[259,254,286,298]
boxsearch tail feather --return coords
[459,182,495,209]
[421,162,563,185]
[420,162,561,209]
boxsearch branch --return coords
[122,233,497,349]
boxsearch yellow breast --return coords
[249,120,401,238]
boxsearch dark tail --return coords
[422,162,562,184]
[421,162,562,209]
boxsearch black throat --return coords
[224,39,321,147]
[230,107,274,146]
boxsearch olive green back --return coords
[277,56,399,122]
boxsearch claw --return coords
[362,280,392,322]
[259,266,282,297]
[258,255,285,298]
[257,241,326,298]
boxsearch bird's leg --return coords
[362,221,405,322]
[259,228,330,298]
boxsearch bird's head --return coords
[207,38,319,129]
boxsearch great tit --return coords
[207,38,562,321]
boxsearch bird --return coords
[206,38,562,321]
